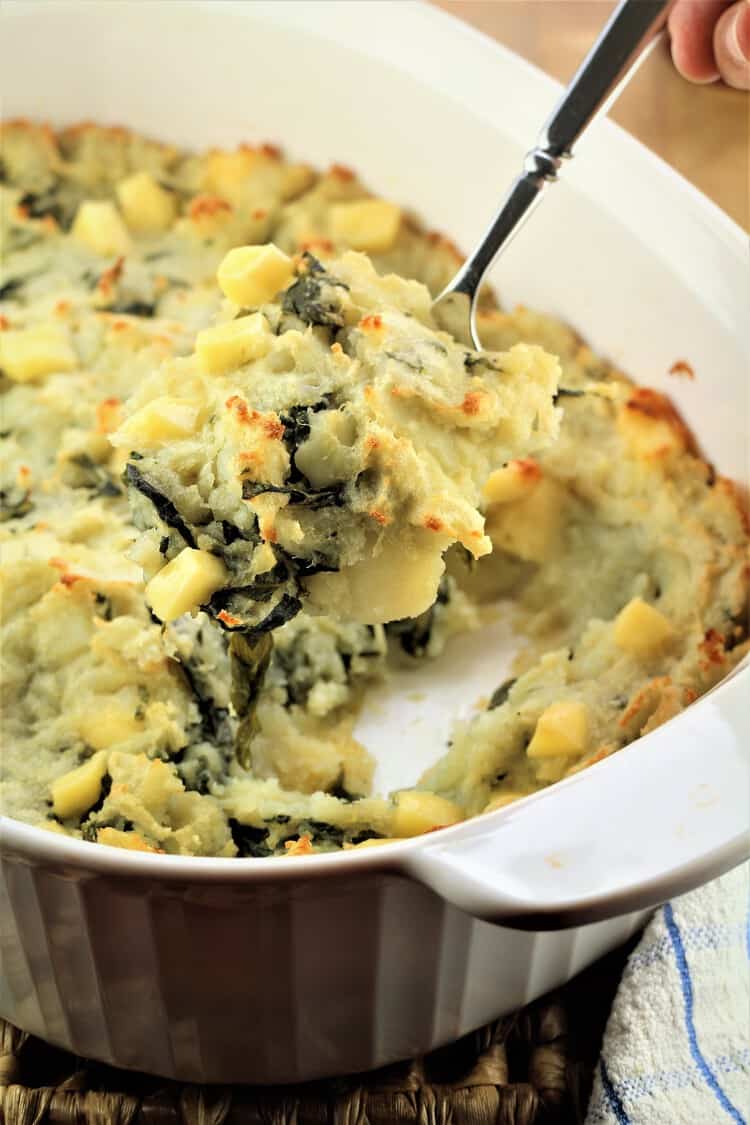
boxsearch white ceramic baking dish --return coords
[1,0,748,1085]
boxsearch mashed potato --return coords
[114,247,559,633]
[1,121,747,857]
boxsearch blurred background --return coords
[432,0,748,230]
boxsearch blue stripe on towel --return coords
[663,902,747,1124]
[600,1058,631,1125]
[626,922,745,975]
[588,1051,750,1119]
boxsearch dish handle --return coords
[404,667,750,930]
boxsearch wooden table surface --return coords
[432,1,749,230]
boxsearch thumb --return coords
[714,0,750,88]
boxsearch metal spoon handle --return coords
[436,0,675,346]
[542,0,674,160]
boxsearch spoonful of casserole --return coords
[112,247,561,636]
[113,0,673,643]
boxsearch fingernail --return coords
[724,0,750,66]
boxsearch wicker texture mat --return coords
[0,938,635,1125]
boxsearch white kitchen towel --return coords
[586,863,750,1125]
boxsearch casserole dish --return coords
[1,0,748,1084]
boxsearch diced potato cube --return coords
[533,756,570,783]
[51,750,108,820]
[482,792,526,813]
[108,445,130,478]
[71,200,131,256]
[307,533,446,624]
[117,396,201,449]
[217,244,294,307]
[391,790,463,837]
[486,476,565,563]
[137,756,177,810]
[329,199,402,252]
[146,548,228,622]
[116,171,176,233]
[614,597,674,657]
[527,701,589,759]
[196,313,273,374]
[252,541,279,577]
[483,459,541,505]
[203,149,264,201]
[0,324,77,382]
[78,705,143,750]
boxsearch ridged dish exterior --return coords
[0,854,647,1083]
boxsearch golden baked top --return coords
[1,120,747,857]
[113,246,558,634]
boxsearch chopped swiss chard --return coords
[488,678,517,710]
[386,577,451,657]
[229,819,273,858]
[230,632,273,769]
[18,190,68,228]
[241,478,346,510]
[0,276,28,300]
[0,486,33,521]
[281,253,349,328]
[125,462,197,548]
[111,300,156,318]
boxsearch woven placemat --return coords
[0,936,636,1125]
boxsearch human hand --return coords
[668,0,750,88]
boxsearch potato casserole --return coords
[1,122,747,857]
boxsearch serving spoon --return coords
[433,0,676,348]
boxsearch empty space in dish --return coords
[359,610,519,794]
